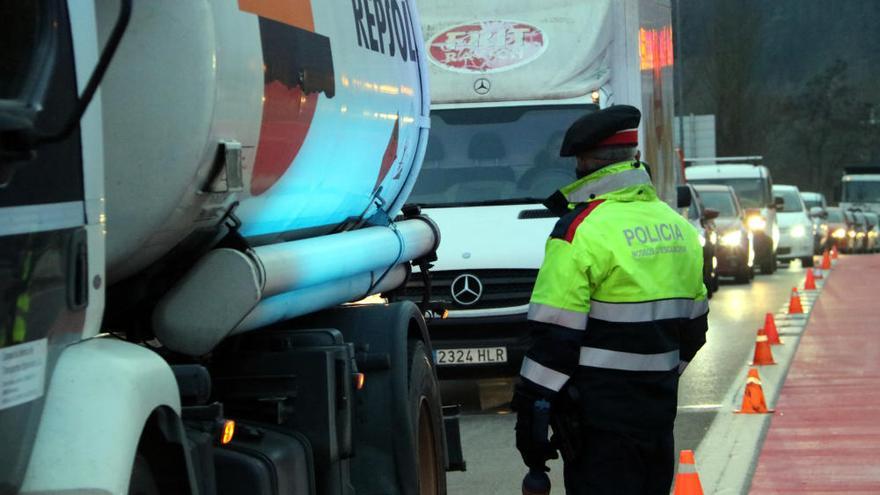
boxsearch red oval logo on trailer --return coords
[428,21,547,73]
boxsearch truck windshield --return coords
[774,188,803,212]
[687,178,768,209]
[842,181,880,203]
[408,105,591,206]
[697,190,737,217]
[802,198,823,209]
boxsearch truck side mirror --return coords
[703,208,720,221]
[774,196,785,211]
[677,185,692,209]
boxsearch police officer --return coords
[512,105,709,494]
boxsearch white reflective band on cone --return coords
[520,357,570,392]
[528,303,588,331]
[566,168,651,203]
[589,298,709,322]
[579,347,679,371]
[678,463,698,474]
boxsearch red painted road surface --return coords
[750,255,880,494]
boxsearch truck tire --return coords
[129,455,160,495]
[734,266,751,284]
[760,252,776,274]
[800,255,815,268]
[408,341,447,495]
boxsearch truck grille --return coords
[400,269,538,310]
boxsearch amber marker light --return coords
[354,372,366,390]
[221,420,235,445]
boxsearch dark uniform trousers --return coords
[562,425,674,494]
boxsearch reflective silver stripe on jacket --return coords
[520,357,570,392]
[578,347,680,372]
[528,302,588,331]
[589,298,709,322]
[565,167,651,203]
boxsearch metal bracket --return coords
[204,140,244,193]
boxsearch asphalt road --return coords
[439,263,808,494]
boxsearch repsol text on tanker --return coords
[352,0,419,62]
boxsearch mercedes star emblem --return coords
[473,78,491,95]
[450,273,483,306]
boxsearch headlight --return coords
[857,232,866,239]
[790,224,807,238]
[832,228,846,238]
[747,215,767,231]
[720,230,743,247]
[699,234,706,247]
[848,230,856,238]
[709,231,718,245]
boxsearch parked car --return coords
[773,185,815,267]
[679,185,720,297]
[693,184,754,283]
[826,206,848,249]
[801,191,829,253]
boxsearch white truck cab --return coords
[684,163,780,274]
[403,0,678,376]
[840,167,880,216]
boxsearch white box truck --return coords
[840,166,880,216]
[400,0,678,376]
[0,1,460,494]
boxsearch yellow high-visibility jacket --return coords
[519,161,708,434]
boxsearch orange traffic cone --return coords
[831,244,839,259]
[804,268,817,290]
[788,287,804,314]
[763,313,782,345]
[735,368,775,414]
[821,250,832,270]
[751,329,776,365]
[673,450,704,495]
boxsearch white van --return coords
[684,164,779,274]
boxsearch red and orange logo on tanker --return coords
[428,21,547,73]
[239,0,406,198]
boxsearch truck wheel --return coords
[734,264,751,284]
[129,455,160,495]
[760,252,776,274]
[801,256,815,268]
[408,341,447,495]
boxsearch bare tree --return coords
[773,59,873,198]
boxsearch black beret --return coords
[559,105,641,157]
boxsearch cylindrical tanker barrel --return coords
[99,0,430,282]
[153,217,438,356]
[257,217,438,297]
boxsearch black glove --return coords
[513,389,558,471]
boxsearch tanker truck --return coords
[397,0,678,376]
[0,1,460,494]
